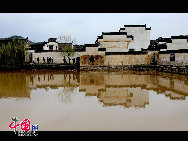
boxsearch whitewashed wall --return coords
[43,42,58,51]
[98,35,133,52]
[26,52,79,64]
[159,53,188,66]
[120,27,150,51]
[166,39,188,50]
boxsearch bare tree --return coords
[58,33,71,43]
[58,33,77,45]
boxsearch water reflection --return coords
[80,71,188,108]
[0,72,30,99]
[0,71,188,108]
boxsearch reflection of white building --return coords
[79,72,150,108]
[98,87,149,108]
[79,71,188,107]
[156,76,188,100]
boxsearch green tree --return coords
[62,44,75,56]
[0,39,26,70]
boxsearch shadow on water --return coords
[0,70,188,108]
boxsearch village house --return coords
[95,24,151,52]
[26,37,78,64]
[79,24,152,69]
[43,38,58,51]
[147,35,188,66]
[78,25,188,70]
[23,24,188,71]
[1,25,188,73]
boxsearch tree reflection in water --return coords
[60,87,75,103]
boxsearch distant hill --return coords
[0,35,25,40]
[0,35,34,45]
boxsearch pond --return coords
[0,70,188,131]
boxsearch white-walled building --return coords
[26,38,75,64]
[96,32,134,52]
[120,25,151,51]
[43,38,58,51]
[158,36,188,51]
[25,25,188,68]
[96,24,151,52]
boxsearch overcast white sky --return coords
[1,13,188,45]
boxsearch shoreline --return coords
[0,64,188,76]
[80,65,188,75]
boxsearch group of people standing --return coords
[33,57,54,64]
[32,57,79,64]
[43,57,53,64]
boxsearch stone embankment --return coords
[80,65,188,75]
[9,63,187,76]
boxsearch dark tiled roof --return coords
[84,44,98,47]
[29,42,47,49]
[102,32,127,35]
[98,48,106,51]
[127,35,134,40]
[95,36,103,44]
[155,43,167,50]
[29,42,46,52]
[124,24,151,30]
[48,38,57,42]
[95,32,134,43]
[120,28,125,30]
[159,49,188,54]
[97,35,103,39]
[156,37,172,43]
[148,39,167,51]
[171,35,188,39]
[73,45,85,52]
[150,40,157,44]
[124,24,146,27]
[31,42,47,45]
[146,27,151,30]
[156,35,188,43]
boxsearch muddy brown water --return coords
[0,70,188,131]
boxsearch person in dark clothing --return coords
[72,58,75,64]
[37,57,39,64]
[68,57,71,64]
[52,57,53,64]
[49,57,51,64]
[63,56,66,64]
[43,57,45,63]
